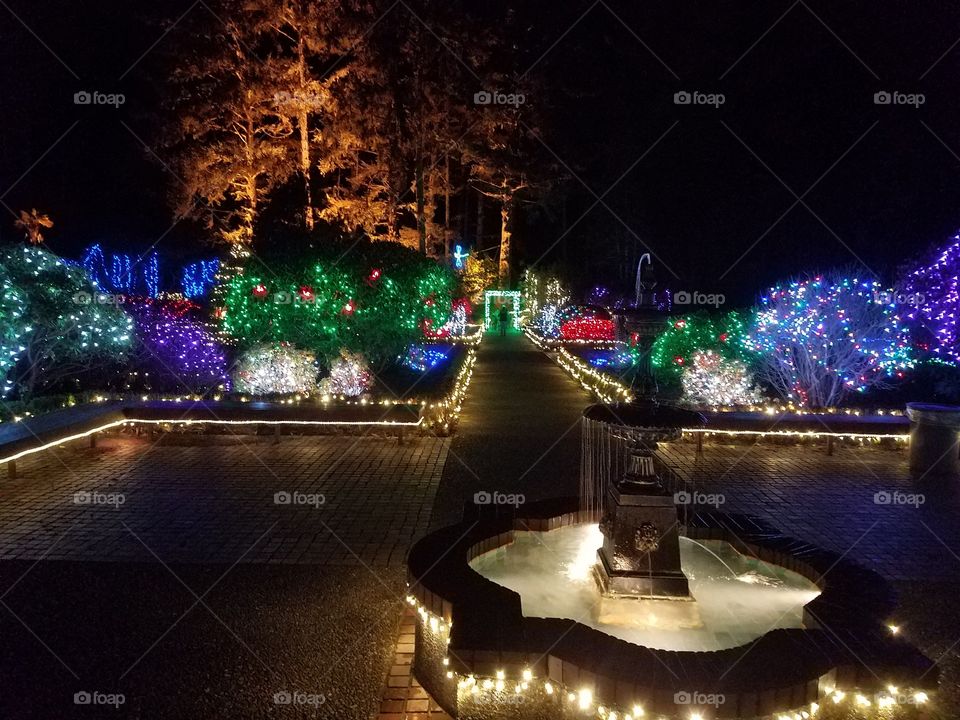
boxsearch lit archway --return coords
[484,290,521,330]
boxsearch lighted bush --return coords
[681,351,762,407]
[233,343,319,396]
[0,244,133,398]
[651,311,753,383]
[222,242,454,366]
[128,300,229,393]
[319,349,373,397]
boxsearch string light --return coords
[651,311,752,381]
[555,348,633,404]
[903,232,960,364]
[128,301,229,392]
[558,305,616,341]
[81,243,160,297]
[221,255,454,364]
[484,290,521,329]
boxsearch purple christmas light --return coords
[903,233,960,365]
[130,302,229,391]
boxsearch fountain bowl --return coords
[406,497,936,719]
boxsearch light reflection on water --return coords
[469,523,821,651]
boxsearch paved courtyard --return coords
[0,434,448,564]
[660,440,960,582]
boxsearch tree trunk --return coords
[476,191,484,247]
[498,197,511,288]
[443,152,451,263]
[416,155,426,255]
[297,35,313,231]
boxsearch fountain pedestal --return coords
[594,420,692,600]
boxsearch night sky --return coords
[3,0,960,304]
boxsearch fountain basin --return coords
[407,497,937,719]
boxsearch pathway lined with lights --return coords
[378,331,592,720]
[427,331,591,529]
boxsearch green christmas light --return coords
[220,246,454,366]
[650,310,753,381]
[0,244,133,397]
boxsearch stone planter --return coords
[906,402,960,477]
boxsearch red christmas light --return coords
[252,283,268,299]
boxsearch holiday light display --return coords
[745,274,914,407]
[182,259,220,298]
[402,345,451,372]
[0,259,27,395]
[534,303,562,337]
[650,311,753,380]
[680,350,762,406]
[0,244,133,397]
[521,269,570,321]
[81,243,160,297]
[128,302,229,392]
[902,232,960,364]
[453,244,470,270]
[484,290,521,329]
[222,246,454,364]
[319,349,373,397]
[557,305,615,341]
[234,343,319,395]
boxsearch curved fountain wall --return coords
[406,498,937,719]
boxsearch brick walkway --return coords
[378,607,451,720]
[660,439,960,582]
[0,433,448,565]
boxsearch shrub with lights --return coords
[650,311,754,384]
[901,232,960,365]
[681,350,762,407]
[557,305,615,341]
[233,343,319,396]
[319,348,373,397]
[744,273,914,407]
[221,243,454,366]
[0,243,134,398]
[127,300,229,393]
[521,268,570,322]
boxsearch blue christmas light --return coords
[81,243,160,297]
[182,259,220,298]
[402,345,451,372]
[453,244,470,270]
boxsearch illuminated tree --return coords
[163,0,294,248]
[14,209,53,245]
[651,311,753,382]
[459,255,498,305]
[744,273,914,407]
[0,244,133,398]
